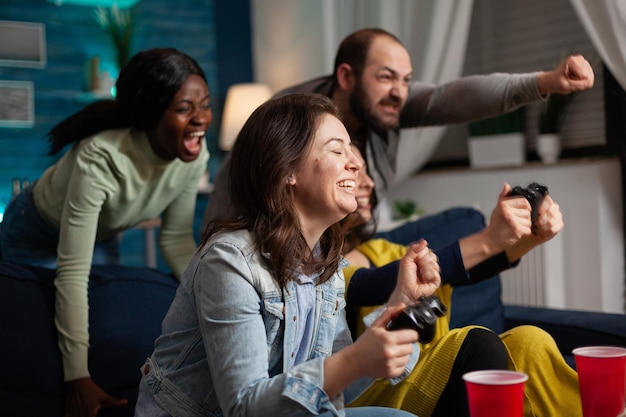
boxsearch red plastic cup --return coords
[463,370,528,417]
[573,346,626,417]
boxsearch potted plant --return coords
[392,199,424,221]
[93,5,134,70]
[536,92,575,163]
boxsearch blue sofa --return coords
[377,207,626,368]
[0,262,178,417]
[1,207,625,416]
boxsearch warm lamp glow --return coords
[219,83,272,151]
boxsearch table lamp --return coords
[219,83,272,151]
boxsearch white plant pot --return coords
[536,134,561,164]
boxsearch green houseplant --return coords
[392,199,425,221]
[93,5,134,70]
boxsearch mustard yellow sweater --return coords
[343,239,581,417]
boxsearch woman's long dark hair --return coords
[203,93,345,287]
[47,48,207,155]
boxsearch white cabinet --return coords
[382,157,625,314]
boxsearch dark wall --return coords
[0,0,253,269]
[604,65,626,265]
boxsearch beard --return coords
[349,80,401,134]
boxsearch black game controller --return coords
[508,182,549,227]
[386,295,447,344]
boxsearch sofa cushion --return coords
[376,206,505,333]
[0,261,178,417]
[0,261,63,416]
[504,305,626,368]
[88,264,179,414]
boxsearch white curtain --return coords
[251,0,474,186]
[570,0,626,90]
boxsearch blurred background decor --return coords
[536,92,576,164]
[93,5,133,70]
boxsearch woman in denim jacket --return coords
[134,93,441,417]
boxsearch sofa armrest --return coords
[504,304,626,368]
[0,261,178,417]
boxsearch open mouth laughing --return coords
[183,130,205,155]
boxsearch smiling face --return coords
[350,35,412,132]
[148,74,212,162]
[352,147,375,223]
[290,113,361,237]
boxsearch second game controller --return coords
[386,295,447,344]
[508,182,549,227]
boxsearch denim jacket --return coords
[141,229,418,417]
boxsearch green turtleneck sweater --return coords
[33,127,209,380]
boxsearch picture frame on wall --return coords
[0,20,46,68]
[0,81,34,128]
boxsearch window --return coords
[430,0,606,163]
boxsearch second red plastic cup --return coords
[573,346,626,417]
[463,370,528,417]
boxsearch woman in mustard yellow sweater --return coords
[342,148,581,417]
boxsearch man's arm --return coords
[400,55,594,128]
